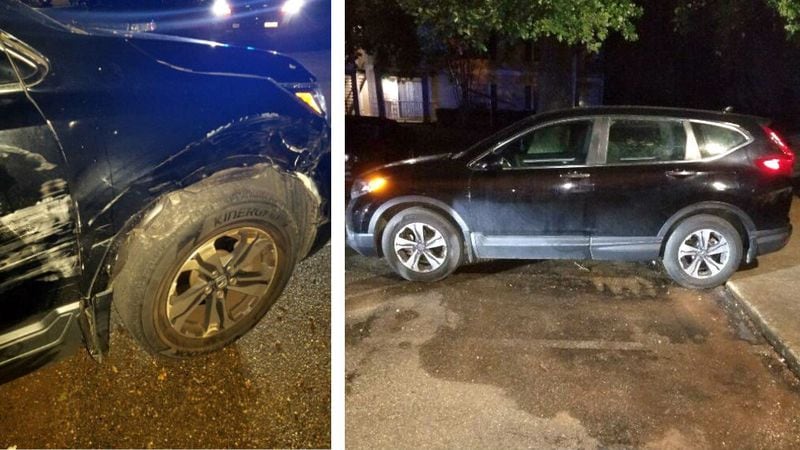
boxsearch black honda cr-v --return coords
[347,106,794,289]
[0,1,329,383]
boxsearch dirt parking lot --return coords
[346,250,800,449]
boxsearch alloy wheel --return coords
[393,222,447,273]
[677,228,730,279]
[166,227,278,338]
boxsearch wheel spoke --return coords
[181,259,213,279]
[229,238,272,275]
[678,243,700,257]
[409,249,422,271]
[423,250,444,269]
[704,256,724,274]
[172,291,210,330]
[203,294,222,335]
[706,240,729,256]
[227,284,267,297]
[685,256,702,277]
[700,230,712,250]
[235,266,273,285]
[169,283,208,319]
[227,231,256,268]
[394,236,417,250]
[426,234,445,249]
[196,251,225,275]
[411,223,426,243]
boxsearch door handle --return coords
[666,169,697,178]
[560,172,591,179]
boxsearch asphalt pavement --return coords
[0,244,330,449]
[346,249,800,449]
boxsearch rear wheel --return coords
[662,214,743,289]
[381,207,463,282]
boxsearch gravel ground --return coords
[346,250,800,449]
[0,244,330,449]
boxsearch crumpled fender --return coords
[82,112,330,300]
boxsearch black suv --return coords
[0,1,329,383]
[347,106,794,289]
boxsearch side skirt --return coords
[471,233,661,261]
[0,301,84,383]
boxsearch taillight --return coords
[757,126,795,176]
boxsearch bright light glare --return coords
[282,0,305,15]
[211,0,232,17]
[762,158,782,171]
[367,177,387,192]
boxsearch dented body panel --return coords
[0,1,330,382]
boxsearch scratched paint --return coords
[0,142,78,293]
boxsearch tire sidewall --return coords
[381,208,462,282]
[663,214,742,289]
[117,185,300,357]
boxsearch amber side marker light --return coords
[295,92,324,115]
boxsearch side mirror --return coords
[474,156,504,171]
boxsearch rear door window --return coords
[691,122,748,158]
[606,119,687,163]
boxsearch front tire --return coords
[662,214,743,289]
[381,207,463,282]
[113,175,306,358]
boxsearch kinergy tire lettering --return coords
[214,208,270,226]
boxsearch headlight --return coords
[211,0,232,17]
[351,176,388,198]
[282,83,327,117]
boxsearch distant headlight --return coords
[281,0,304,15]
[351,176,387,198]
[282,83,327,117]
[211,0,232,17]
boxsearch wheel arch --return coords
[87,164,321,306]
[367,196,474,261]
[657,201,755,258]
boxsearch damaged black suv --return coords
[0,1,329,383]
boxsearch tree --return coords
[396,0,644,110]
[345,0,421,73]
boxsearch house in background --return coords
[346,41,605,123]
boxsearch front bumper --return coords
[346,225,378,257]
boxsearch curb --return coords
[725,283,800,378]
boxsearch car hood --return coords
[116,32,316,84]
[361,152,457,178]
[365,152,451,172]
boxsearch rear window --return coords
[692,122,748,158]
[607,119,687,163]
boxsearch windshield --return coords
[2,0,73,32]
[452,115,538,160]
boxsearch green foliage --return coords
[767,0,800,34]
[396,0,643,53]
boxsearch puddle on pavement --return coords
[346,257,800,448]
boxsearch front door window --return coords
[495,120,593,168]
